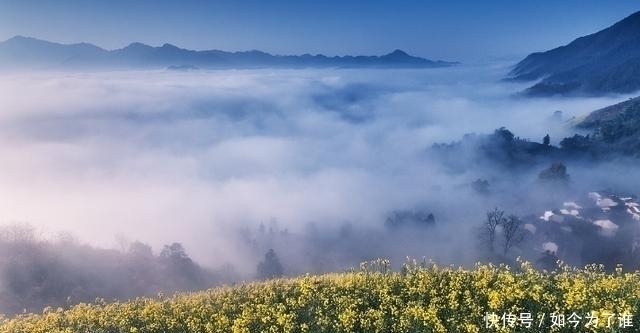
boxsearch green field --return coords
[1,260,639,333]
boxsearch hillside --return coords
[1,260,638,332]
[0,36,456,70]
[567,96,640,155]
[509,11,640,96]
[578,96,640,129]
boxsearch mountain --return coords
[509,11,640,96]
[509,96,640,157]
[431,99,640,171]
[0,36,457,70]
[578,96,640,129]
[570,96,640,155]
[0,36,110,68]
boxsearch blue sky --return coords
[0,0,639,61]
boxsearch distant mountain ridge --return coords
[0,36,457,70]
[509,11,640,96]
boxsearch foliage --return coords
[385,210,436,229]
[559,134,592,153]
[538,162,570,183]
[257,249,284,280]
[2,259,640,332]
[471,179,490,194]
[0,226,219,315]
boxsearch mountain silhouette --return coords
[509,11,640,96]
[0,36,457,70]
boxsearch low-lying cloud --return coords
[0,64,635,273]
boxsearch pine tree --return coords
[257,249,284,280]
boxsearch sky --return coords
[0,0,639,62]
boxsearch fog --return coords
[0,64,635,278]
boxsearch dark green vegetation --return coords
[431,127,562,171]
[573,96,640,155]
[433,96,640,170]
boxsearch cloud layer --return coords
[0,65,634,272]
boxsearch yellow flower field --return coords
[1,260,638,333]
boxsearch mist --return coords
[0,63,636,280]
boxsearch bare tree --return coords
[502,215,525,255]
[482,208,505,253]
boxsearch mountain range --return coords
[0,36,456,70]
[509,11,640,96]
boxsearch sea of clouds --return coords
[0,64,634,271]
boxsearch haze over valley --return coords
[1,2,640,316]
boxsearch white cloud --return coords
[0,65,635,268]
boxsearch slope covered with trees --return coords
[572,96,640,155]
[0,225,232,315]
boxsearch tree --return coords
[472,179,490,194]
[126,241,158,293]
[482,208,505,253]
[160,243,190,262]
[559,134,591,152]
[385,210,435,229]
[257,249,284,280]
[538,162,570,183]
[495,127,515,143]
[160,242,204,288]
[536,250,559,272]
[128,241,153,258]
[502,215,525,256]
[543,134,550,146]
